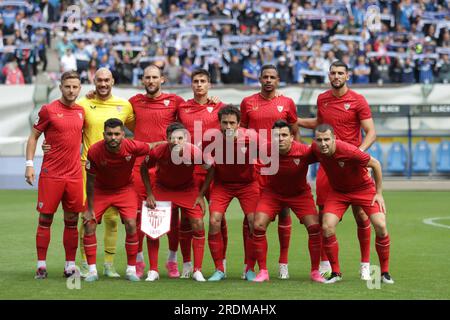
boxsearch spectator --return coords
[293,55,309,84]
[353,55,371,84]
[277,56,292,85]
[164,55,182,85]
[419,57,434,84]
[181,56,195,85]
[2,59,25,85]
[435,54,450,83]
[56,35,75,58]
[85,59,98,84]
[401,57,416,83]
[60,47,77,73]
[223,54,243,84]
[243,52,261,86]
[74,40,91,75]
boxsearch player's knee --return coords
[191,219,204,232]
[321,222,335,237]
[84,221,97,235]
[124,220,137,234]
[374,222,388,237]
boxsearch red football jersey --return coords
[144,143,204,190]
[317,89,372,147]
[34,100,85,178]
[310,140,373,192]
[177,99,223,146]
[207,128,259,184]
[129,92,184,143]
[240,93,298,136]
[265,141,312,196]
[86,139,150,192]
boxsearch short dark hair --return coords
[191,68,210,81]
[104,118,124,131]
[61,71,80,83]
[272,119,292,133]
[315,123,335,135]
[218,105,241,123]
[329,60,348,72]
[260,64,278,77]
[166,122,186,138]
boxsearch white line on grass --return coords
[423,217,450,230]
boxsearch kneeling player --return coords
[83,118,155,282]
[312,124,393,284]
[250,120,325,283]
[140,122,212,282]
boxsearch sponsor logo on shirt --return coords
[89,105,96,109]
[277,106,284,112]
[344,103,351,110]
[38,202,44,209]
[293,158,300,165]
[207,107,213,113]
[164,99,170,106]
[125,155,132,162]
[338,161,345,167]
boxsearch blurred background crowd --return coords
[0,0,449,86]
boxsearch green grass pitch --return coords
[0,190,449,300]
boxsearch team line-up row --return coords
[25,62,393,285]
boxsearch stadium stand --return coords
[387,142,408,174]
[367,141,384,169]
[412,140,432,173]
[436,140,450,173]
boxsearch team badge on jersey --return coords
[344,103,351,110]
[293,158,300,165]
[125,155,132,162]
[164,99,170,106]
[207,107,213,113]
[38,202,44,209]
[184,108,190,113]
[338,161,345,167]
[57,113,64,118]
[252,105,258,111]
[116,106,123,112]
[277,106,284,112]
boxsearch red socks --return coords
[63,219,78,262]
[357,218,371,263]
[192,230,205,272]
[278,212,292,264]
[179,217,192,263]
[243,217,250,265]
[221,217,228,259]
[36,217,52,261]
[323,234,340,274]
[253,228,268,270]
[307,224,322,272]
[208,232,224,272]
[375,235,390,273]
[125,233,138,266]
[83,233,97,265]
[147,237,160,272]
[167,208,180,252]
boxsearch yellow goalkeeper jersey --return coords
[78,95,135,161]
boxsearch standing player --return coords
[297,61,377,279]
[249,120,325,283]
[83,118,156,282]
[129,64,185,279]
[206,105,260,282]
[311,124,393,284]
[25,71,84,279]
[140,122,213,282]
[77,68,135,278]
[240,64,300,279]
[176,68,228,278]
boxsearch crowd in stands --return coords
[1,0,450,86]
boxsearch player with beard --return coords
[297,61,377,280]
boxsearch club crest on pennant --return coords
[207,107,213,113]
[344,103,351,110]
[141,201,172,239]
[277,106,283,112]
[338,161,345,167]
[293,158,300,165]
[164,99,170,106]
[240,147,247,154]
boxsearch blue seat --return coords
[367,142,383,168]
[412,140,432,173]
[387,142,407,174]
[436,140,450,173]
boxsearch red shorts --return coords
[94,187,138,223]
[37,177,84,214]
[323,186,383,220]
[152,184,203,219]
[209,181,259,215]
[193,170,211,201]
[315,166,332,207]
[256,173,268,194]
[256,188,317,221]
